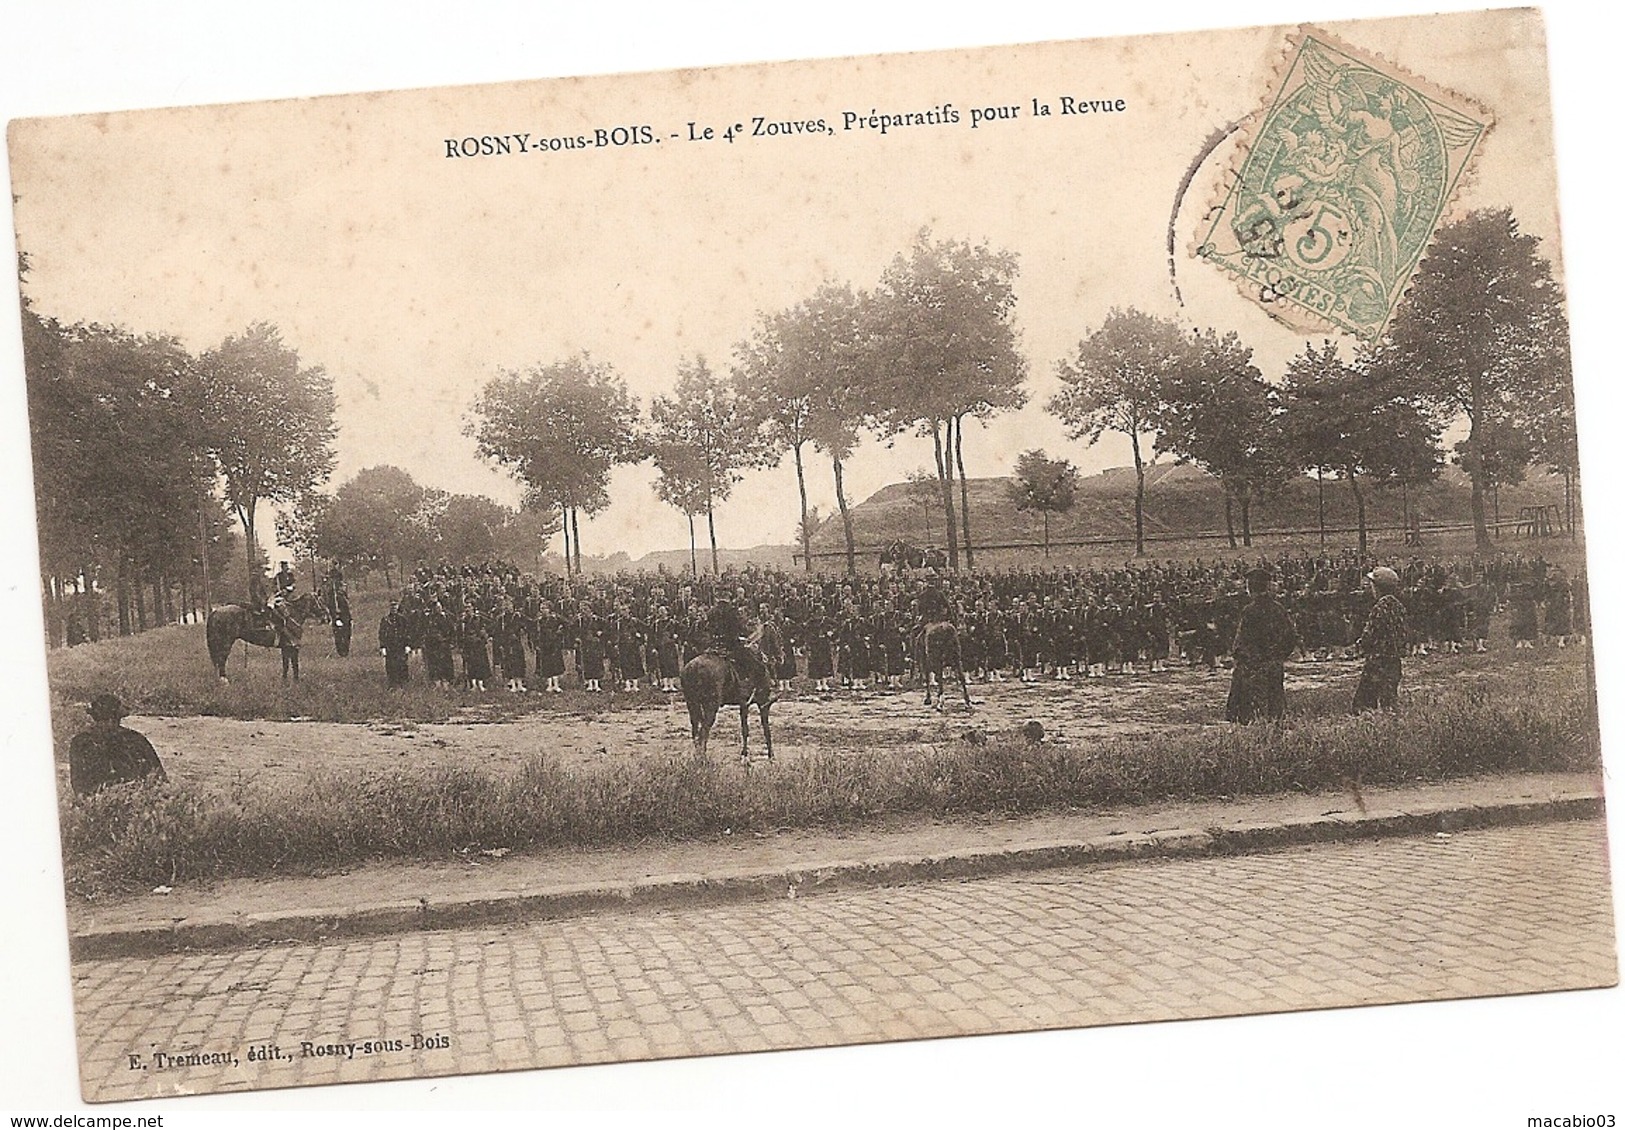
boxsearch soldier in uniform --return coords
[378,600,413,688]
[1225,567,1299,723]
[323,565,352,657]
[704,597,768,691]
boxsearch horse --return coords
[918,620,973,712]
[681,621,784,762]
[206,593,325,683]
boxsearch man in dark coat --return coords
[378,600,413,688]
[1226,568,1299,723]
[705,598,768,692]
[69,694,166,797]
[323,567,352,657]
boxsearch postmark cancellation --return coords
[1194,27,1493,338]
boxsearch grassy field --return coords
[56,646,1598,897]
[44,588,635,725]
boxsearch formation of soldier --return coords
[368,551,1588,694]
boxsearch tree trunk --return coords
[833,455,857,576]
[83,566,101,642]
[43,577,60,649]
[153,575,166,627]
[954,416,974,570]
[240,500,260,604]
[1224,491,1237,550]
[571,508,582,574]
[561,503,573,576]
[688,513,698,578]
[197,484,212,616]
[1042,510,1050,558]
[1351,474,1368,557]
[1466,405,1492,552]
[707,499,719,575]
[1130,430,1146,558]
[1566,469,1576,538]
[1240,493,1253,548]
[793,442,812,573]
[133,568,148,632]
[115,560,130,636]
[1492,485,1501,539]
[1317,467,1327,550]
[932,421,960,570]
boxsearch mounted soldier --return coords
[705,597,770,692]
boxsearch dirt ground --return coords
[126,652,1489,791]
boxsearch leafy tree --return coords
[1050,308,1184,557]
[1279,341,1442,554]
[313,465,424,588]
[25,318,221,635]
[490,507,567,574]
[1523,331,1579,535]
[904,468,941,548]
[649,439,712,577]
[198,323,337,600]
[274,491,330,588]
[1379,208,1568,550]
[870,231,1028,570]
[649,356,769,574]
[733,305,818,572]
[1007,450,1079,558]
[466,354,642,574]
[1154,328,1285,549]
[433,493,528,566]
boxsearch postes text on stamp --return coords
[1195,29,1492,338]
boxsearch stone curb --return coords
[68,793,1606,961]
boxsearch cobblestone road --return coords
[72,820,1617,1101]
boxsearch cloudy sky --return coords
[7,8,1565,561]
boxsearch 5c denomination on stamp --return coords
[1195,28,1491,338]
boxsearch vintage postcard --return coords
[3,4,1619,1115]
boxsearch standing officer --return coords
[378,600,413,688]
[1226,567,1299,723]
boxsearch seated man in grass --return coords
[69,693,166,797]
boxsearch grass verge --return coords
[60,675,1598,898]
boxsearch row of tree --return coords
[465,209,1576,574]
[23,274,337,640]
[1041,208,1575,557]
[276,465,562,587]
[22,206,1578,642]
[466,229,1028,578]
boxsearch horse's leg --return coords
[291,647,300,683]
[687,697,705,754]
[701,702,718,758]
[759,701,773,761]
[739,702,752,762]
[958,658,972,709]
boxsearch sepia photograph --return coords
[2,1,1620,1121]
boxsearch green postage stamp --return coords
[1196,29,1492,338]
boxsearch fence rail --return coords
[793,515,1575,565]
